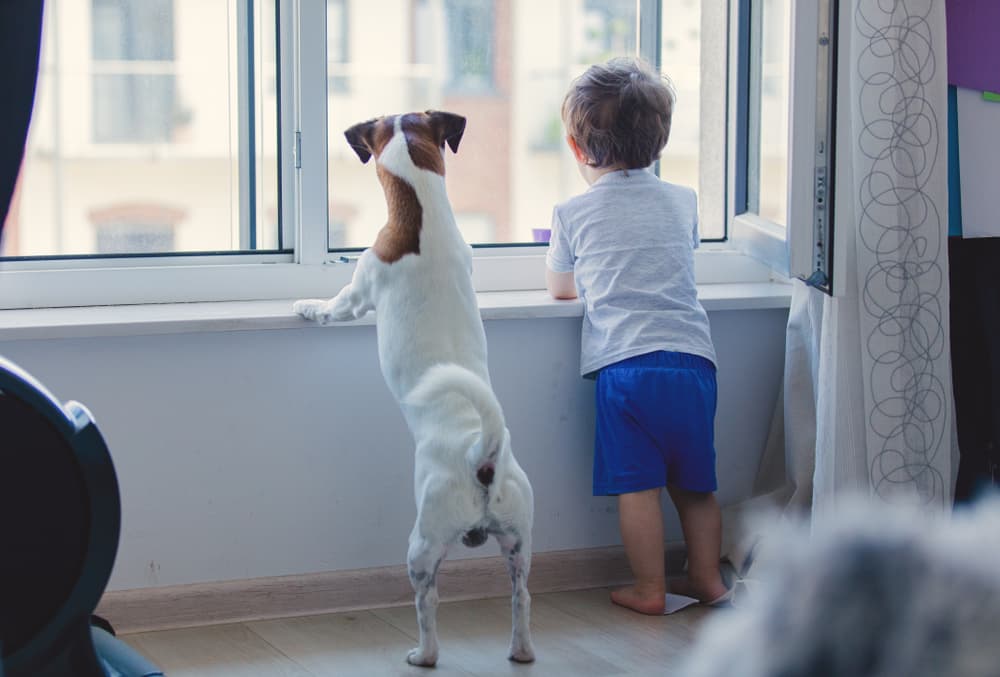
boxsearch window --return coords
[443,0,495,93]
[746,0,790,226]
[3,0,278,260]
[1,0,781,309]
[95,223,175,254]
[90,203,182,254]
[327,0,725,250]
[580,0,636,62]
[92,0,177,143]
[730,0,836,289]
[327,0,349,93]
[660,0,726,239]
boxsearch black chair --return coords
[0,356,162,676]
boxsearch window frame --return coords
[0,0,764,311]
[729,0,840,293]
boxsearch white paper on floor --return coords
[663,593,700,614]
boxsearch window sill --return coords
[0,282,792,341]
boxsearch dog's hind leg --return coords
[497,531,535,663]
[406,533,447,667]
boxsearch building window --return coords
[91,0,177,143]
[95,222,175,253]
[90,204,183,254]
[579,0,636,63]
[327,0,350,93]
[444,0,494,93]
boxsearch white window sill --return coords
[0,282,792,341]
[0,248,775,310]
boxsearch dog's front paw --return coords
[293,299,331,324]
[406,648,438,668]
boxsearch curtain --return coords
[849,0,953,506]
[723,0,954,576]
[0,0,46,240]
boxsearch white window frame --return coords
[0,0,774,311]
[728,0,843,294]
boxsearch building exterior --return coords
[5,0,717,258]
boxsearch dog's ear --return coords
[427,111,466,154]
[344,119,378,163]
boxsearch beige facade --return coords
[6,0,713,257]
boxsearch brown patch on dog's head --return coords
[372,164,422,263]
[344,116,396,163]
[400,111,467,175]
[345,111,466,172]
[345,111,464,263]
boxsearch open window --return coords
[730,0,840,294]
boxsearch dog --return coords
[293,111,535,667]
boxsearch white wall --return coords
[0,309,787,591]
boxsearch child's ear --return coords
[566,135,588,163]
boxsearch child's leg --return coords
[610,487,667,615]
[667,486,728,602]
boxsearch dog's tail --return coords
[406,363,505,487]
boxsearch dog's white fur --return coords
[294,114,535,667]
[682,497,1000,677]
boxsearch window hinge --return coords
[294,131,302,169]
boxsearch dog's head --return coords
[343,112,466,263]
[344,111,466,175]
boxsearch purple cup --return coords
[532,228,551,243]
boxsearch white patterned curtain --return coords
[847,0,952,506]
[723,0,954,574]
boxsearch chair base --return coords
[2,622,162,677]
[92,626,163,676]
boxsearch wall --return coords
[0,308,787,591]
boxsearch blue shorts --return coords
[593,351,718,496]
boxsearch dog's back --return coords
[360,114,491,401]
[406,363,505,483]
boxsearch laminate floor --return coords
[123,588,721,677]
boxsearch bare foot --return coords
[668,576,729,604]
[610,585,666,615]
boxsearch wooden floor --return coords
[123,588,719,676]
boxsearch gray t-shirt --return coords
[546,168,717,377]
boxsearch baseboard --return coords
[98,543,688,634]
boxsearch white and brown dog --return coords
[293,111,535,667]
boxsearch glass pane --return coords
[752,0,790,226]
[660,0,724,240]
[327,0,639,249]
[1,0,278,258]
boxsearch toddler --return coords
[546,57,729,614]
